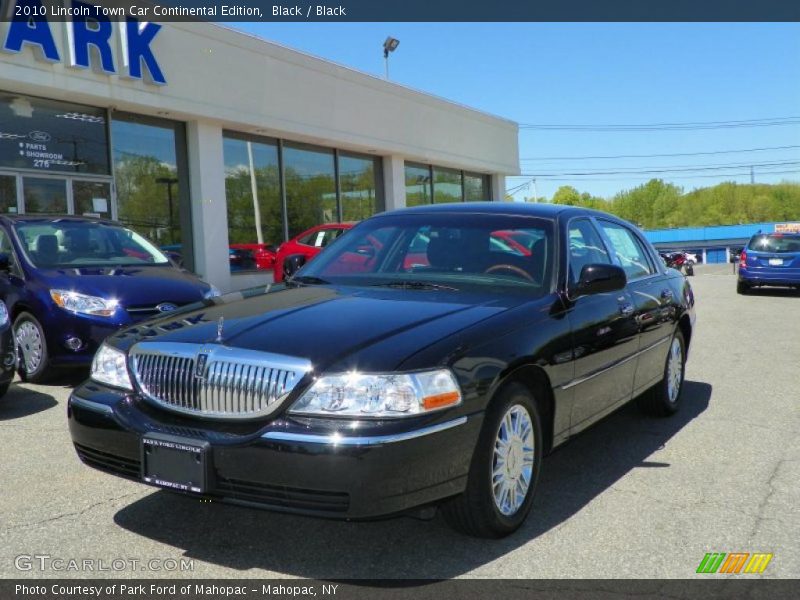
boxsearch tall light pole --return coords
[383,37,399,80]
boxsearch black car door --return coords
[563,217,639,434]
[596,219,675,395]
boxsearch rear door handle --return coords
[619,302,635,317]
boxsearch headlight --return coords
[204,284,221,299]
[289,368,462,418]
[90,343,132,391]
[50,290,118,317]
[0,301,8,327]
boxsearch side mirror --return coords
[575,264,627,297]
[0,253,10,273]
[283,254,307,279]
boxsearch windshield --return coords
[15,221,170,268]
[747,234,800,254]
[299,213,554,295]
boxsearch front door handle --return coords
[619,302,635,317]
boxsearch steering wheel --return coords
[484,264,535,282]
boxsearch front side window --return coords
[597,220,654,280]
[15,222,169,268]
[301,214,554,293]
[568,219,611,288]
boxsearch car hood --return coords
[111,284,530,372]
[36,266,210,306]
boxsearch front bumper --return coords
[67,382,482,519]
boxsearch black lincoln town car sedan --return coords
[68,203,695,538]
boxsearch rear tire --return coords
[441,382,543,538]
[638,330,685,417]
[736,281,750,295]
[13,312,52,384]
[0,379,10,399]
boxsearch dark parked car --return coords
[738,232,800,293]
[68,203,695,538]
[0,300,15,400]
[0,215,219,382]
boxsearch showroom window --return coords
[433,167,463,203]
[0,92,109,175]
[111,113,192,269]
[222,135,384,272]
[223,133,282,248]
[405,162,433,207]
[464,172,491,201]
[283,142,337,239]
[405,162,492,204]
[339,152,384,222]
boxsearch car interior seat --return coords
[32,234,60,266]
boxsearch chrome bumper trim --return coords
[261,416,468,446]
[70,395,115,416]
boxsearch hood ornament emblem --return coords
[215,316,225,343]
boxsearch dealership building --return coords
[0,14,518,291]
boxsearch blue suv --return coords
[738,232,800,294]
[0,215,219,382]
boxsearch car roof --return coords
[377,201,629,222]
[0,214,117,226]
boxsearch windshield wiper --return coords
[288,275,331,286]
[372,280,459,291]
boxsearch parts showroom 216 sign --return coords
[1,0,166,85]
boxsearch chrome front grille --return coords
[129,342,312,420]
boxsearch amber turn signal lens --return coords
[422,391,461,411]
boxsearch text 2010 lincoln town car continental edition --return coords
[68,203,695,538]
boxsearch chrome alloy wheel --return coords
[491,404,535,516]
[16,321,43,374]
[667,337,683,404]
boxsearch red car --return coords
[229,243,277,271]
[273,223,353,282]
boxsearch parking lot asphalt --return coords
[1,267,798,580]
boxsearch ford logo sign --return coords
[29,131,51,142]
[156,303,178,313]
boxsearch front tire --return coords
[638,330,685,417]
[14,312,52,383]
[442,382,543,538]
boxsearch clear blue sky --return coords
[230,23,800,201]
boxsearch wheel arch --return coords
[489,362,556,455]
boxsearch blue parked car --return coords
[738,232,800,294]
[0,215,219,382]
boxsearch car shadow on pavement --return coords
[0,384,57,420]
[113,380,711,579]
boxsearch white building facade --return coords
[0,15,519,291]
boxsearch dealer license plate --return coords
[141,434,209,493]
[769,258,784,266]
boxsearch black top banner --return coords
[0,0,799,22]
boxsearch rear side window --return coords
[597,220,655,280]
[748,234,800,253]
